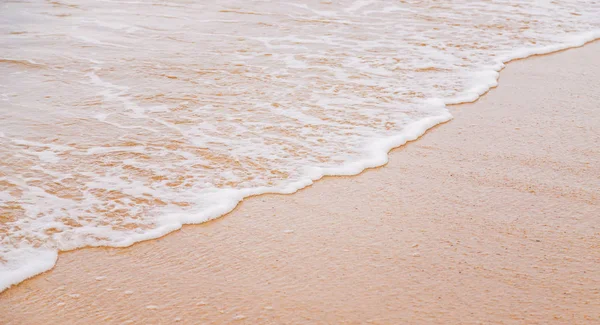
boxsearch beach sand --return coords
[1,42,599,324]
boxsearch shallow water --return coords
[1,0,599,291]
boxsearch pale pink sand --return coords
[1,42,599,324]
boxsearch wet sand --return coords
[2,42,599,324]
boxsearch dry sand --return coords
[1,42,599,324]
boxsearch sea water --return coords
[1,0,599,291]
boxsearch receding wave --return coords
[1,0,599,292]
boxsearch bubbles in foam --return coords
[1,0,599,291]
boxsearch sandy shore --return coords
[2,42,599,324]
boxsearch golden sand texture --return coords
[1,42,599,324]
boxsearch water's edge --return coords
[1,31,598,294]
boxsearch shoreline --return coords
[2,41,600,324]
[1,35,599,294]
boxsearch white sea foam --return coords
[0,0,599,292]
